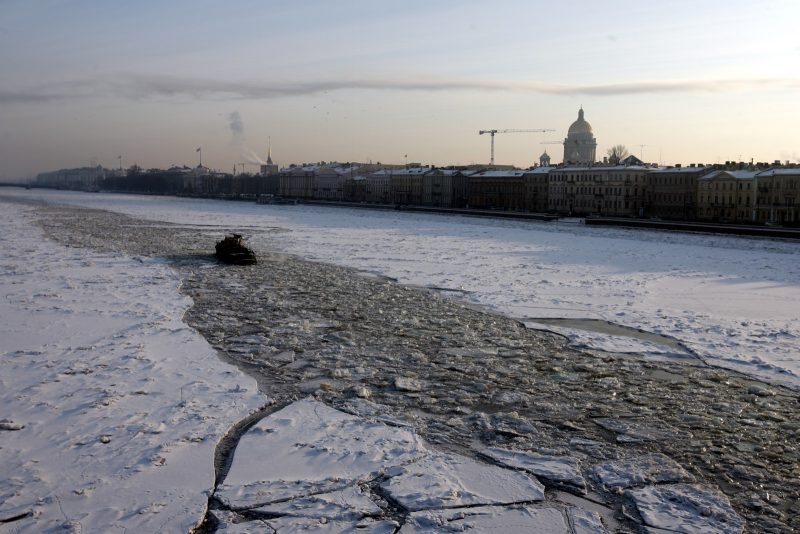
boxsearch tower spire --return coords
[267,137,273,164]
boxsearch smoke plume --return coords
[242,149,266,165]
[228,111,245,145]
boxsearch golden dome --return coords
[568,108,593,136]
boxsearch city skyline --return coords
[2,0,799,179]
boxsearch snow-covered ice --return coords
[218,399,545,514]
[400,506,570,534]
[252,485,382,520]
[214,398,590,532]
[263,517,398,533]
[217,398,427,509]
[380,451,545,511]
[0,202,265,532]
[567,508,608,534]
[626,484,743,534]
[591,453,694,490]
[9,188,798,387]
[594,417,691,443]
[482,447,587,493]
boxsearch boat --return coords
[214,234,257,265]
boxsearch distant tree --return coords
[607,144,629,164]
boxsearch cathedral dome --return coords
[568,108,593,136]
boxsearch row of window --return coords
[652,176,693,186]
[653,193,693,203]
[550,174,646,183]
[699,195,751,205]
[700,182,753,191]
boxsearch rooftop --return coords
[651,166,714,174]
[756,167,800,177]
[700,170,759,181]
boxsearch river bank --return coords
[26,200,799,532]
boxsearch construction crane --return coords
[478,129,555,165]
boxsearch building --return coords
[523,167,550,212]
[36,166,106,191]
[548,164,651,216]
[468,169,526,210]
[422,168,454,207]
[754,168,800,225]
[563,108,597,165]
[314,165,344,200]
[331,164,374,202]
[365,169,392,204]
[649,164,714,220]
[390,167,431,205]
[280,165,318,198]
[449,169,472,208]
[343,175,367,202]
[182,165,232,196]
[237,172,279,197]
[696,170,757,223]
[539,151,551,167]
[335,164,368,202]
[260,141,279,176]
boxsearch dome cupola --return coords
[568,107,593,136]
[562,107,597,165]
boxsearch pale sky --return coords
[1,0,799,179]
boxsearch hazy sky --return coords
[1,0,799,179]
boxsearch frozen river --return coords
[11,188,800,387]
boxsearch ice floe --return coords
[380,451,545,511]
[567,507,609,534]
[252,485,382,520]
[400,505,569,533]
[481,447,587,493]
[591,453,693,490]
[594,417,691,443]
[217,398,427,509]
[213,399,606,531]
[627,484,743,534]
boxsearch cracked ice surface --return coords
[400,506,569,534]
[0,202,265,532]
[217,398,427,509]
[217,399,561,530]
[627,484,743,534]
[380,451,545,511]
[252,485,382,519]
[264,517,399,533]
[567,508,608,534]
[591,453,693,490]
[482,447,587,493]
[594,417,691,443]
[243,485,401,532]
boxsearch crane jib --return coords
[478,128,556,165]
